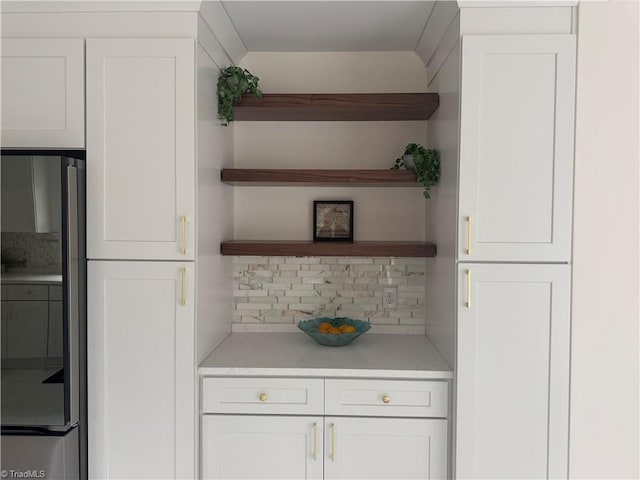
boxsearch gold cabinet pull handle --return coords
[180,216,187,255]
[180,268,187,306]
[466,269,471,309]
[466,216,472,255]
[382,395,391,404]
[259,393,267,402]
[330,423,336,462]
[312,422,317,461]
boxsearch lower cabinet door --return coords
[324,417,447,480]
[88,261,195,479]
[202,415,323,480]
[456,263,570,479]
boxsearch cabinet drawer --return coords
[325,379,448,418]
[202,377,324,415]
[48,285,63,301]
[6,285,48,301]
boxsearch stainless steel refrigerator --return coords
[1,151,86,480]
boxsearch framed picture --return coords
[313,200,354,242]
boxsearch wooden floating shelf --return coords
[221,169,419,186]
[220,241,436,257]
[234,93,439,121]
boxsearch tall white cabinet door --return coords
[88,261,195,479]
[458,35,576,262]
[456,264,570,479]
[86,39,195,261]
[1,39,85,148]
[324,417,447,480]
[201,415,324,480]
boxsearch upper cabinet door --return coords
[86,39,195,261]
[458,35,576,262]
[1,39,85,148]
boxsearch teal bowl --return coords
[297,317,371,347]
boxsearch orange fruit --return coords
[317,322,332,333]
[339,325,356,334]
[327,326,342,335]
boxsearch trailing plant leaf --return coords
[391,144,441,199]
[217,66,263,126]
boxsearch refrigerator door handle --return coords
[63,162,80,428]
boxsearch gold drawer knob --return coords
[259,393,267,402]
[382,395,391,404]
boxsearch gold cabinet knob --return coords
[382,395,391,404]
[259,393,267,402]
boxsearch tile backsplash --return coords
[233,256,425,330]
[1,232,62,271]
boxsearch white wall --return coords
[234,52,430,242]
[570,1,639,477]
[424,39,460,368]
[195,40,235,364]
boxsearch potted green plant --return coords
[392,143,441,199]
[217,66,262,126]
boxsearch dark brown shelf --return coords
[221,169,419,186]
[220,241,436,257]
[234,93,439,121]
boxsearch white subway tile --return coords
[284,290,303,297]
[291,283,315,291]
[352,264,383,272]
[237,303,272,310]
[288,303,318,311]
[320,257,339,265]
[373,258,391,265]
[286,257,322,264]
[387,310,415,319]
[338,258,373,265]
[233,309,260,317]
[249,296,278,304]
[241,316,262,323]
[277,263,302,271]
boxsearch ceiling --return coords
[219,1,438,52]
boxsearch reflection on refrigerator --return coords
[1,152,86,480]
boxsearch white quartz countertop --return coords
[199,333,453,379]
[1,272,63,285]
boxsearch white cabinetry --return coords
[85,37,198,480]
[324,417,447,480]
[0,39,84,148]
[456,264,571,479]
[454,33,576,480]
[86,38,195,261]
[201,377,448,480]
[202,415,323,480]
[458,35,576,262]
[87,261,195,480]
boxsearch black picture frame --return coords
[313,200,354,242]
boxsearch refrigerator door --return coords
[0,426,79,479]
[1,154,83,431]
